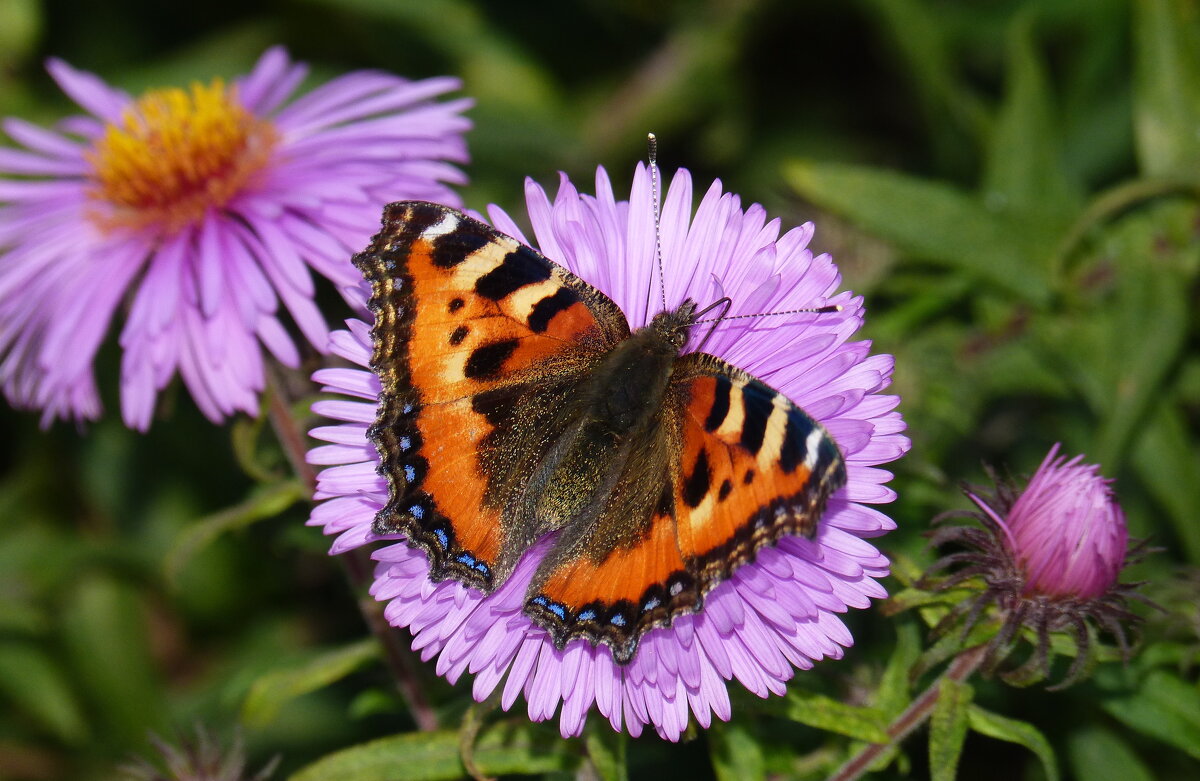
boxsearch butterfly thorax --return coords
[582,300,697,434]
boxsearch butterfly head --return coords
[648,300,699,351]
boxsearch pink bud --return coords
[996,444,1128,600]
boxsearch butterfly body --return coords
[356,201,846,664]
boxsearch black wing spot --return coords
[779,411,815,473]
[475,247,552,300]
[743,469,756,485]
[465,339,519,380]
[656,482,675,517]
[527,287,579,333]
[683,448,712,509]
[431,227,490,267]
[740,388,773,455]
[448,297,465,312]
[471,387,516,426]
[718,479,733,501]
[704,375,732,432]
[449,325,469,346]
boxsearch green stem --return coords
[460,695,501,781]
[263,367,439,732]
[1050,177,1200,279]
[827,644,988,781]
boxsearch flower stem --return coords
[264,366,439,732]
[265,370,317,492]
[342,546,440,732]
[460,696,501,781]
[828,644,988,781]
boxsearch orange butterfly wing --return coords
[669,353,847,587]
[354,202,629,590]
[525,351,846,663]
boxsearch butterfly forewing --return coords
[669,353,847,586]
[354,202,629,590]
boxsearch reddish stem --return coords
[264,368,439,732]
[828,644,988,781]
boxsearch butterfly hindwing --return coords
[523,415,699,664]
[354,202,630,590]
[523,350,846,663]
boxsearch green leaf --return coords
[242,639,380,727]
[1133,0,1200,177]
[882,551,926,588]
[1133,376,1200,563]
[348,689,403,721]
[1093,258,1188,470]
[0,643,88,743]
[0,0,41,68]
[912,624,998,683]
[883,586,976,617]
[584,724,628,781]
[1044,200,1194,474]
[983,12,1081,221]
[708,721,765,781]
[858,0,989,159]
[289,722,580,781]
[876,620,922,717]
[784,161,1051,304]
[165,479,305,585]
[779,692,889,743]
[1101,670,1200,759]
[60,574,168,747]
[929,679,973,781]
[968,705,1059,781]
[1067,725,1154,781]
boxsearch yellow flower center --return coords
[86,79,277,235]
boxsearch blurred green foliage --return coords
[1,0,1198,779]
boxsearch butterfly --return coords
[353,200,846,665]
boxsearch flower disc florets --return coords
[87,79,278,235]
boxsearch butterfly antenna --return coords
[693,297,732,353]
[692,303,844,325]
[648,132,668,315]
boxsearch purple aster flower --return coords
[924,444,1139,688]
[0,47,470,429]
[307,165,909,739]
